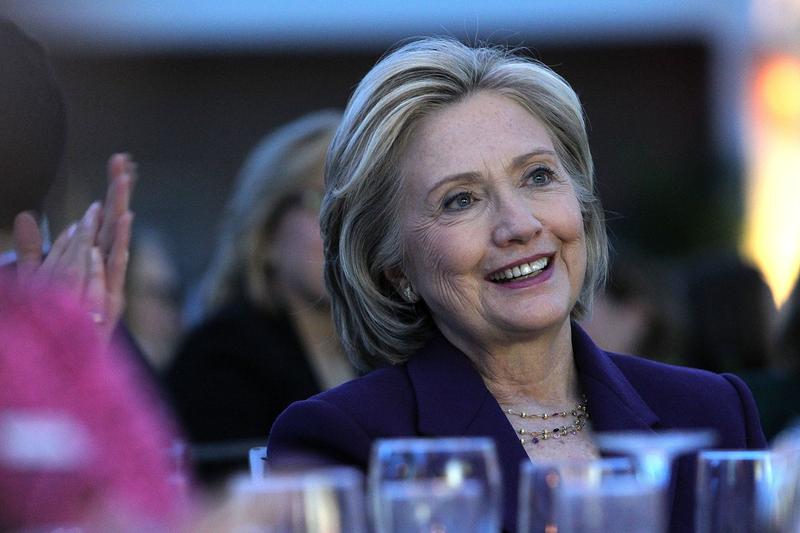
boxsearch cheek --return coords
[551,192,586,245]
[404,219,481,305]
[283,212,323,253]
[564,206,589,280]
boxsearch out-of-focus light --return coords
[742,55,800,307]
[756,55,800,123]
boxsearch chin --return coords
[498,299,572,332]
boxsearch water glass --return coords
[368,437,502,533]
[226,466,367,533]
[517,457,635,533]
[518,456,662,533]
[249,445,268,480]
[595,429,716,487]
[695,449,773,533]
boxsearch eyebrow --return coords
[425,148,559,200]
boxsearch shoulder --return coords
[267,365,417,469]
[608,352,766,447]
[168,302,299,372]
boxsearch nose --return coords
[491,194,542,246]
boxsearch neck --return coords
[285,293,333,342]
[285,291,354,389]
[440,318,581,407]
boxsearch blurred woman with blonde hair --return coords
[166,110,354,484]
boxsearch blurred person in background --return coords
[166,110,355,485]
[761,272,800,439]
[680,252,797,439]
[683,252,777,374]
[0,19,189,529]
[126,227,183,372]
[1,18,134,345]
[0,18,66,257]
[777,275,800,375]
[580,244,684,365]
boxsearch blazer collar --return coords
[571,323,660,431]
[405,323,661,532]
[406,324,659,435]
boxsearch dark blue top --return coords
[268,322,766,532]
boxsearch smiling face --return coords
[396,91,587,351]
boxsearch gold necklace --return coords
[502,396,589,445]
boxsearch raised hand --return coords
[12,153,136,344]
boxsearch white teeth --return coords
[490,257,550,282]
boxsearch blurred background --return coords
[1,0,798,372]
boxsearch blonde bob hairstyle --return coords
[195,110,341,322]
[322,37,608,371]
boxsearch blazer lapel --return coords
[571,323,688,526]
[571,323,660,432]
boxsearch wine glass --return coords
[767,423,800,533]
[249,445,268,480]
[695,450,774,533]
[368,437,502,533]
[594,430,716,487]
[225,466,368,532]
[518,456,662,533]
[517,457,634,533]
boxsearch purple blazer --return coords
[268,323,766,532]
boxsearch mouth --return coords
[488,256,551,283]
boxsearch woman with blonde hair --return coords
[267,38,765,531]
[166,110,354,483]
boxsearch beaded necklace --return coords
[502,396,589,445]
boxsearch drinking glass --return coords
[594,430,716,487]
[518,456,662,533]
[368,437,502,533]
[767,423,800,533]
[695,450,774,533]
[517,457,633,533]
[225,466,368,533]
[249,445,268,480]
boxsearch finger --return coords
[12,211,44,284]
[98,153,136,255]
[106,152,128,185]
[84,246,107,323]
[53,202,101,289]
[39,222,77,282]
[105,211,133,319]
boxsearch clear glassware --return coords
[225,466,368,533]
[594,430,716,487]
[767,423,800,533]
[368,437,502,533]
[517,457,633,533]
[593,430,716,533]
[249,445,268,480]
[695,450,774,533]
[518,456,662,533]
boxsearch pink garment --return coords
[0,274,189,529]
